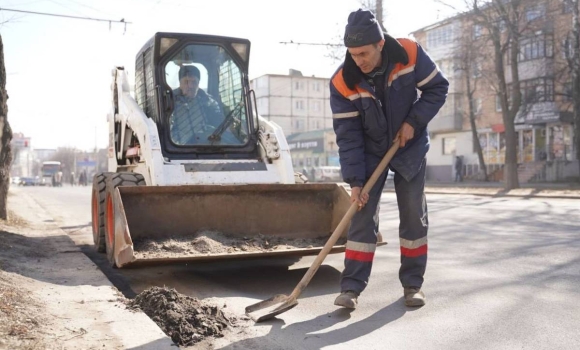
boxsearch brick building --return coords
[411,0,579,182]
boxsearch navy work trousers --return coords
[340,158,428,293]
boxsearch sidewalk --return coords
[1,188,174,350]
[337,180,580,199]
[419,181,580,199]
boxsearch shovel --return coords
[245,142,400,322]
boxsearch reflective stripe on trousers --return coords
[340,158,428,293]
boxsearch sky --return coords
[1,0,461,151]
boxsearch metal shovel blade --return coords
[245,294,298,322]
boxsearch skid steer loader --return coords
[91,32,385,268]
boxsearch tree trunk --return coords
[0,35,14,220]
[572,0,580,180]
[504,119,519,189]
[468,111,489,181]
[496,9,521,191]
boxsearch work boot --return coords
[334,290,359,309]
[404,287,426,307]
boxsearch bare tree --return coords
[50,147,79,175]
[0,35,14,219]
[456,19,489,181]
[326,0,388,63]
[567,0,580,179]
[470,0,535,190]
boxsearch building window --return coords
[525,4,545,22]
[443,137,456,155]
[498,19,507,33]
[472,61,482,78]
[563,82,573,102]
[427,24,453,48]
[295,100,304,110]
[294,81,305,90]
[520,35,553,61]
[312,101,321,112]
[562,38,573,60]
[495,95,503,112]
[507,35,554,64]
[515,78,555,103]
[312,81,321,92]
[295,119,305,130]
[470,98,482,114]
[563,1,573,13]
[473,24,483,39]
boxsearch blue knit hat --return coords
[179,65,200,80]
[344,9,384,47]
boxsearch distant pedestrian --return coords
[455,156,463,182]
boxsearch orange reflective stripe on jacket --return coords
[387,38,418,87]
[331,68,374,101]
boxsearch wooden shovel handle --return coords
[289,142,400,300]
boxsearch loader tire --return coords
[91,172,113,253]
[104,172,146,267]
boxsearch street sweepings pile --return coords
[128,286,236,347]
[0,272,49,350]
[133,230,346,259]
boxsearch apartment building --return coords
[411,0,579,182]
[250,69,333,134]
[250,69,338,173]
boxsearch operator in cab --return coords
[170,65,223,145]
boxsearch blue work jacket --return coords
[330,34,449,186]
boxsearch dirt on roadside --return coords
[1,206,256,350]
[0,211,63,350]
[127,286,239,347]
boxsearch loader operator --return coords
[170,65,223,145]
[330,9,448,309]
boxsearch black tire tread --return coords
[92,172,112,252]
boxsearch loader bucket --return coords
[109,183,386,268]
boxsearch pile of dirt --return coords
[128,286,236,347]
[0,272,51,350]
[133,231,346,258]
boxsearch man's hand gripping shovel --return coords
[245,142,400,322]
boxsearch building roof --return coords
[409,11,465,35]
[251,73,330,81]
[286,128,334,142]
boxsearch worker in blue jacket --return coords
[331,9,449,309]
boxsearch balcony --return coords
[429,112,463,133]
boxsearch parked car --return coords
[10,176,20,184]
[19,177,38,186]
[314,166,342,182]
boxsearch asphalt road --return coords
[16,185,580,350]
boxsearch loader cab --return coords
[135,33,258,160]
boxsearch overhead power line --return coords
[0,7,130,31]
[280,41,343,47]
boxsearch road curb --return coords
[6,187,175,349]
